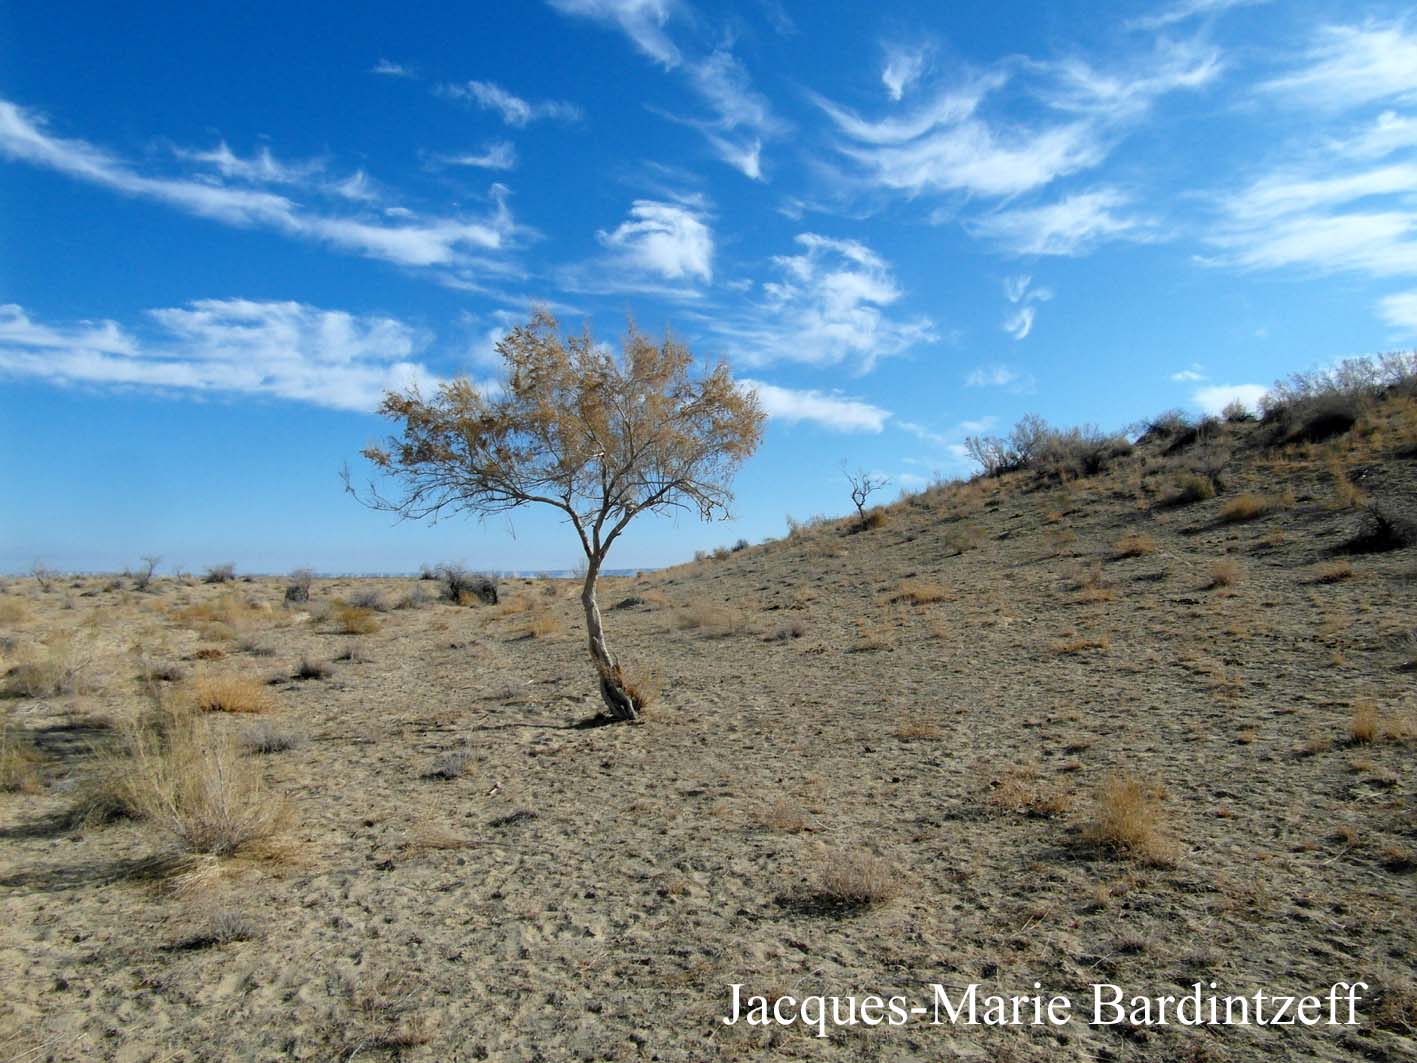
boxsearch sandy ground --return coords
[1,411,1415,1062]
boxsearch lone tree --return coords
[843,464,889,528]
[351,310,764,722]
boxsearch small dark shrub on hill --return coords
[284,568,314,603]
[1347,503,1417,554]
[203,563,236,584]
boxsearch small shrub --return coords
[293,657,331,681]
[814,851,902,909]
[1082,773,1177,866]
[764,620,806,642]
[348,589,388,612]
[424,750,470,780]
[203,563,236,584]
[1312,560,1355,584]
[894,717,943,740]
[862,509,889,530]
[675,604,747,637]
[711,545,732,561]
[731,538,750,552]
[114,708,288,856]
[618,665,662,711]
[611,595,645,610]
[0,718,43,793]
[1351,702,1379,744]
[241,722,303,754]
[1348,504,1417,554]
[1220,494,1271,523]
[894,578,951,605]
[435,564,498,605]
[333,604,381,635]
[0,599,28,624]
[755,798,810,832]
[521,613,563,638]
[1168,473,1216,505]
[1114,532,1157,558]
[1209,559,1244,588]
[190,675,274,714]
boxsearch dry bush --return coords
[434,565,498,606]
[675,603,747,637]
[1114,532,1157,558]
[754,797,811,832]
[1,715,43,793]
[862,509,889,530]
[284,568,314,604]
[175,591,265,633]
[1327,455,1368,510]
[3,638,88,698]
[348,589,388,612]
[0,599,29,624]
[894,578,952,605]
[618,665,662,710]
[521,612,563,639]
[894,717,943,740]
[333,603,381,635]
[1052,633,1111,655]
[1168,473,1216,505]
[1070,562,1116,602]
[943,525,982,554]
[1208,559,1244,588]
[108,705,288,856]
[202,563,237,584]
[989,764,1072,817]
[1082,773,1178,866]
[764,619,806,642]
[190,675,274,714]
[850,619,895,652]
[293,657,331,681]
[1219,493,1272,523]
[1350,700,1410,744]
[814,851,902,909]
[1312,560,1355,584]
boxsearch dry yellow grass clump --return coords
[815,850,902,908]
[333,603,381,634]
[1114,531,1157,557]
[674,603,747,636]
[1209,558,1244,588]
[894,578,952,605]
[1220,493,1273,523]
[190,675,274,714]
[1082,773,1179,866]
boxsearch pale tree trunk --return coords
[581,557,638,721]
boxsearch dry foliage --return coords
[1114,532,1157,557]
[814,850,902,908]
[1312,560,1355,584]
[0,715,43,793]
[674,603,747,637]
[894,578,952,605]
[107,705,289,857]
[1082,773,1178,866]
[521,612,563,639]
[1219,494,1273,523]
[1209,558,1244,588]
[0,599,29,624]
[333,603,382,635]
[190,675,274,714]
[989,764,1072,817]
[894,717,943,740]
[754,797,811,832]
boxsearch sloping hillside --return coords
[0,381,1414,1061]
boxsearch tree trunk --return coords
[581,559,638,721]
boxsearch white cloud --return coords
[973,188,1148,255]
[441,80,582,126]
[966,364,1025,388]
[0,300,441,412]
[1126,0,1265,32]
[1002,306,1036,340]
[881,42,931,102]
[1263,20,1417,109]
[547,0,681,68]
[0,99,517,271]
[598,199,713,282]
[739,379,890,432]
[372,59,415,78]
[1378,290,1417,332]
[1333,111,1417,160]
[1044,38,1223,120]
[433,142,518,171]
[1171,363,1206,382]
[719,234,934,373]
[678,48,780,179]
[1193,383,1267,414]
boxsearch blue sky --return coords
[3,0,1416,574]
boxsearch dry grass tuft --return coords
[674,603,747,637]
[754,797,811,832]
[1312,560,1355,584]
[1208,558,1244,588]
[107,705,289,857]
[1219,493,1273,523]
[190,675,274,714]
[1081,773,1178,866]
[333,603,381,635]
[989,764,1072,817]
[894,578,952,605]
[521,612,563,639]
[1350,700,1411,744]
[618,664,663,711]
[893,717,943,740]
[814,851,902,909]
[0,715,43,793]
[0,598,29,624]
[1114,532,1157,558]
[1052,632,1111,655]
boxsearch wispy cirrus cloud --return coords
[1127,0,1266,32]
[973,188,1150,256]
[547,0,681,68]
[547,0,779,178]
[440,79,582,126]
[881,41,932,102]
[1378,290,1417,333]
[0,99,519,271]
[371,58,416,78]
[739,378,891,432]
[428,141,519,171]
[1000,274,1052,339]
[0,300,442,412]
[965,364,1036,393]
[716,234,935,373]
[1262,19,1417,109]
